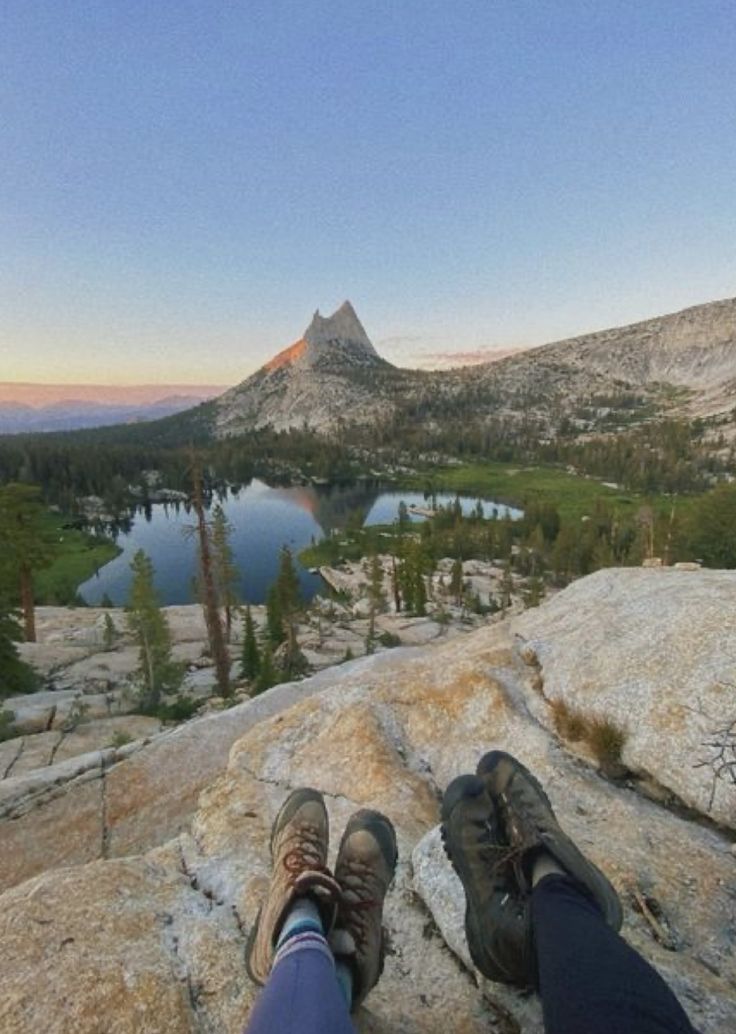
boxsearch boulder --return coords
[1,571,735,1032]
[514,568,736,826]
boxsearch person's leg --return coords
[533,873,696,1034]
[444,752,699,1034]
[244,791,396,1031]
[245,788,352,1033]
[246,927,355,1034]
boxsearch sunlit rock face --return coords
[214,301,397,435]
[1,568,734,1033]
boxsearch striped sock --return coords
[273,928,333,969]
[275,896,324,949]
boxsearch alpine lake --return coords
[78,479,523,606]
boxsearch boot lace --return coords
[475,816,526,885]
[281,822,331,884]
[337,857,382,956]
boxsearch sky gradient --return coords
[2,1,735,386]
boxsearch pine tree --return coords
[0,598,37,698]
[126,550,182,713]
[551,523,579,584]
[266,584,285,645]
[0,483,55,642]
[276,546,301,620]
[266,546,302,646]
[686,483,736,568]
[415,569,427,616]
[211,504,239,641]
[190,459,231,697]
[366,553,386,647]
[254,644,279,695]
[523,576,545,609]
[500,563,514,609]
[240,606,261,680]
[102,612,116,651]
[390,552,401,612]
[497,516,514,561]
[449,558,464,604]
[281,622,308,680]
[527,524,546,576]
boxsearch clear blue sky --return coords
[2,1,735,384]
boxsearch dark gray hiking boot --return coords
[476,751,623,931]
[441,774,535,987]
[246,788,341,985]
[329,809,398,1010]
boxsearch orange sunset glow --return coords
[0,383,227,407]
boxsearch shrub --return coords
[548,699,627,766]
[586,716,627,766]
[377,630,402,649]
[549,698,587,742]
[109,730,133,749]
[62,695,90,732]
[0,709,17,742]
[157,695,199,723]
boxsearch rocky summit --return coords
[1,567,734,1033]
[215,301,398,435]
[206,294,736,439]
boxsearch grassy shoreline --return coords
[34,512,121,605]
[299,458,703,569]
[407,460,703,520]
[405,461,643,521]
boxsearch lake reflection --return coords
[78,479,522,606]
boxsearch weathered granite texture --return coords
[1,569,734,1032]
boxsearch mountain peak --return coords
[303,300,377,356]
[261,301,382,376]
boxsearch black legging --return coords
[534,875,696,1034]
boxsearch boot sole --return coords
[245,906,264,986]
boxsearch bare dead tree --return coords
[688,691,736,813]
[190,454,231,698]
[694,717,736,812]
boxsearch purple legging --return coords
[245,940,355,1034]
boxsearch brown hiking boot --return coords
[477,751,623,931]
[329,809,398,1009]
[246,787,341,985]
[441,773,535,986]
